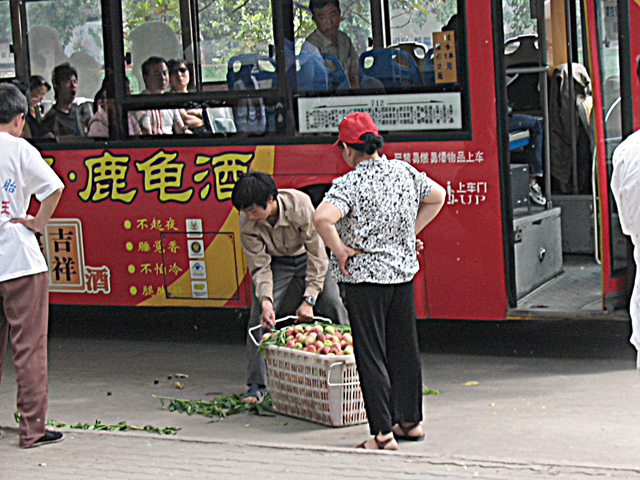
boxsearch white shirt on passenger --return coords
[0,132,64,283]
[138,88,182,135]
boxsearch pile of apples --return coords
[261,322,354,356]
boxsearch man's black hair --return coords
[0,83,28,124]
[231,171,279,211]
[309,0,340,14]
[51,63,78,87]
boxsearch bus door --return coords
[501,0,630,319]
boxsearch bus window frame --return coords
[11,0,470,143]
[120,0,471,143]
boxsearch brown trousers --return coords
[0,272,49,447]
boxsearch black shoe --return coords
[24,430,64,448]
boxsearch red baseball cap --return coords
[334,111,379,146]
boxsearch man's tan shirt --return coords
[238,189,328,303]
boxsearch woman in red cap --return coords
[314,111,446,450]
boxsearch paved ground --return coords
[1,308,640,479]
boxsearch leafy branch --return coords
[154,392,274,421]
[14,412,179,435]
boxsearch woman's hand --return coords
[336,245,362,276]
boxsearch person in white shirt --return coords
[137,56,191,135]
[610,59,640,371]
[0,83,64,448]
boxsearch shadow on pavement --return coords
[50,306,636,362]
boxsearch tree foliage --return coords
[25,0,102,45]
[502,0,537,38]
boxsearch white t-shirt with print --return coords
[0,131,64,283]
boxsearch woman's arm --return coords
[415,182,446,235]
[313,202,361,276]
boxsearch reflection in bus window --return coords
[302,0,360,89]
[127,22,181,94]
[26,1,104,107]
[0,1,14,79]
[389,0,460,87]
[197,0,275,87]
[293,0,371,92]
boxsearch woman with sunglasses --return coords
[167,59,207,134]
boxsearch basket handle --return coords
[327,360,360,387]
[248,315,334,347]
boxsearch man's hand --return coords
[296,302,314,322]
[260,299,276,329]
[416,238,424,252]
[11,215,43,234]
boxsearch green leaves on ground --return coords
[423,385,441,395]
[154,392,274,421]
[14,412,179,435]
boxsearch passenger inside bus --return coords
[137,56,191,135]
[42,63,92,138]
[303,0,360,88]
[22,75,54,140]
[508,112,547,206]
[167,58,207,134]
[87,76,141,138]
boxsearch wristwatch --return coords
[303,296,316,306]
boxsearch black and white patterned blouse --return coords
[322,155,434,284]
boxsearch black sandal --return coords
[355,435,396,450]
[392,422,425,442]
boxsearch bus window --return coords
[197,0,276,89]
[293,0,372,92]
[124,7,182,94]
[389,0,463,87]
[26,1,103,105]
[292,0,467,136]
[0,1,14,79]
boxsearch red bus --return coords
[2,0,639,321]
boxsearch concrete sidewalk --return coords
[1,317,640,479]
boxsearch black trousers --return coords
[342,281,423,435]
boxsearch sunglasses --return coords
[171,67,189,74]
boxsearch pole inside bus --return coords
[534,0,552,208]
[564,0,579,194]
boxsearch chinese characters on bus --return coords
[394,149,488,207]
[79,149,253,204]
